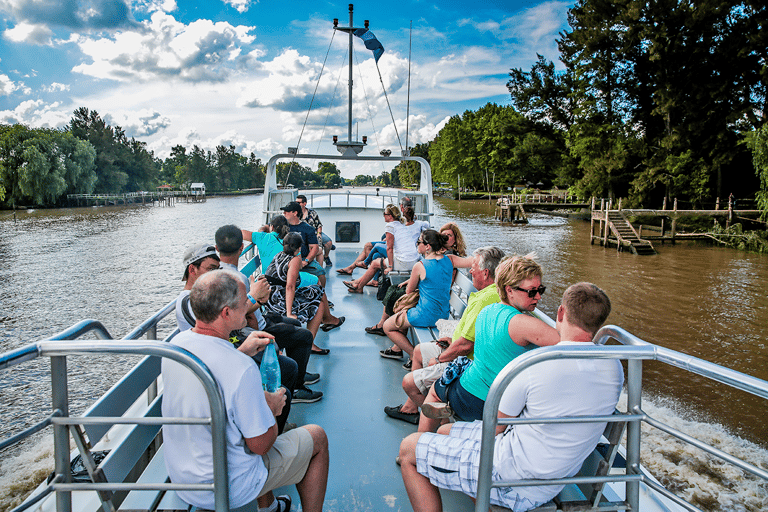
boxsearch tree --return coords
[746,125,768,218]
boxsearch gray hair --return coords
[473,246,505,279]
[189,270,243,323]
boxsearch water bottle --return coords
[260,342,281,393]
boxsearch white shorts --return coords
[412,342,448,395]
[415,421,546,511]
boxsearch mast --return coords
[332,4,367,156]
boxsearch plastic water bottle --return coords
[260,342,281,393]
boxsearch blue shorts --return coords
[433,376,485,422]
[320,232,331,245]
[300,261,326,277]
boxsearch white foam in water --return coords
[618,393,768,511]
[0,435,55,512]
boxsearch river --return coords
[0,194,767,511]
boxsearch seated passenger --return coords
[343,206,427,292]
[163,270,329,512]
[263,233,344,351]
[378,230,474,363]
[383,246,504,425]
[439,222,467,256]
[399,282,623,512]
[281,201,327,288]
[418,254,560,433]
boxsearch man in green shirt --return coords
[384,246,505,424]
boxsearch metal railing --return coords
[0,300,231,512]
[475,326,768,512]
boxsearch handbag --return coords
[438,356,473,386]
[383,284,406,315]
[376,260,391,301]
[393,290,420,313]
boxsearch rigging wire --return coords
[354,51,388,174]
[285,29,336,186]
[405,20,412,155]
[314,51,347,154]
[375,60,404,154]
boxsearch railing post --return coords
[626,359,642,511]
[51,355,72,512]
[147,327,158,404]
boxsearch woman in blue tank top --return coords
[380,229,474,362]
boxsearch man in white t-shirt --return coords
[163,270,329,512]
[398,282,623,512]
[176,243,221,331]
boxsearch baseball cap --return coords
[181,243,218,279]
[280,201,302,214]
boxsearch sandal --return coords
[365,325,386,336]
[336,268,353,275]
[355,262,368,269]
[321,316,345,332]
[366,280,379,287]
[380,347,404,359]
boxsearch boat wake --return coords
[0,434,55,512]
[618,393,768,512]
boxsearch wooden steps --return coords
[594,211,657,255]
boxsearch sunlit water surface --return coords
[0,195,766,511]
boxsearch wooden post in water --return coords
[715,197,720,210]
[727,195,733,228]
[590,197,596,244]
[618,197,622,211]
[660,197,667,239]
[671,198,678,244]
[603,201,610,247]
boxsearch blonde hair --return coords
[440,222,467,256]
[495,253,543,304]
[384,204,403,223]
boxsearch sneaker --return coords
[303,372,320,385]
[384,404,419,425]
[276,495,291,512]
[292,387,323,403]
[325,257,332,266]
[421,402,453,419]
[402,359,412,370]
[380,347,404,359]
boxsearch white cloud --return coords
[44,82,70,93]
[0,99,70,127]
[0,73,20,95]
[379,114,450,147]
[222,0,253,14]
[0,0,138,31]
[134,0,177,13]
[3,22,54,45]
[71,12,257,82]
[103,108,171,137]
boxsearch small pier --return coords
[590,197,764,254]
[67,189,206,207]
[494,194,589,224]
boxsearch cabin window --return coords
[335,222,360,243]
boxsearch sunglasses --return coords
[417,240,428,245]
[513,285,546,298]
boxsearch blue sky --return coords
[0,0,572,177]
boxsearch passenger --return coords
[263,232,344,353]
[336,204,401,277]
[281,201,327,287]
[383,246,505,425]
[176,243,221,332]
[378,230,474,363]
[343,205,427,293]
[162,270,329,512]
[417,254,560,433]
[296,195,334,267]
[216,224,323,404]
[399,282,623,512]
[439,222,467,256]
[241,214,291,273]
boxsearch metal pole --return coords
[347,4,353,143]
[626,358,642,511]
[51,356,72,512]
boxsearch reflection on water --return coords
[1,196,767,511]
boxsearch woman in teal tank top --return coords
[421,254,560,431]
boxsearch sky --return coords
[0,0,572,178]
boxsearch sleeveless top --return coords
[406,256,453,328]
[459,302,536,400]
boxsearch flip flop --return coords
[343,280,359,291]
[366,280,379,287]
[321,316,345,332]
[355,262,368,269]
[336,268,353,275]
[347,287,363,294]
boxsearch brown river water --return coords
[0,194,766,510]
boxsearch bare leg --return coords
[256,491,277,509]
[412,344,425,370]
[307,306,323,341]
[400,372,429,413]
[295,424,329,512]
[369,309,390,329]
[383,316,414,357]
[400,433,443,512]
[349,259,383,291]
[340,243,372,273]
[418,385,444,433]
[319,294,340,325]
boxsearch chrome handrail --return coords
[474,329,768,512]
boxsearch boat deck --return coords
[278,249,473,511]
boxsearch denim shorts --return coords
[432,376,485,422]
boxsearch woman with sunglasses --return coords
[378,229,473,362]
[336,204,401,276]
[439,222,467,257]
[417,254,560,433]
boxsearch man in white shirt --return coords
[163,270,329,512]
[398,282,623,512]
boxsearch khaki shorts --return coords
[259,427,314,496]
[413,342,448,395]
[391,309,412,330]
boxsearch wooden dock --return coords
[67,190,206,207]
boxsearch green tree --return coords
[746,125,768,218]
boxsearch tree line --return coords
[426,0,767,210]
